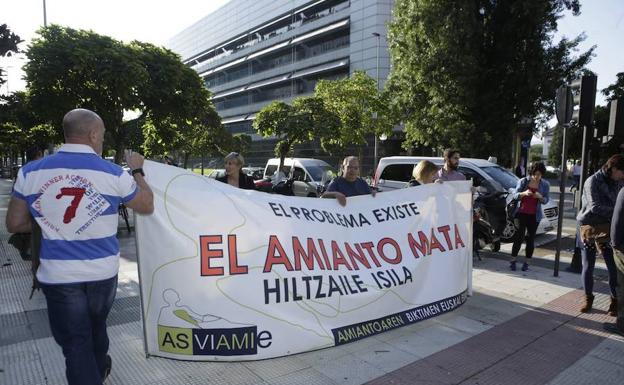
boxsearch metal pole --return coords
[554,122,570,276]
[372,32,380,173]
[43,0,47,26]
[576,124,590,210]
[566,123,591,273]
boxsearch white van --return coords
[373,156,559,237]
[263,158,337,197]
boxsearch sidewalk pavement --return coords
[1,178,623,385]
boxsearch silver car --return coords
[373,156,559,237]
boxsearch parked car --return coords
[242,167,265,180]
[263,158,337,197]
[373,156,559,237]
[207,169,226,179]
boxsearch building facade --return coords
[168,0,395,167]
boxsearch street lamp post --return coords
[372,32,380,172]
[43,0,47,26]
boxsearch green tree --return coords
[0,92,60,161]
[387,0,593,165]
[602,72,624,102]
[231,134,252,156]
[314,71,392,157]
[253,101,297,169]
[24,26,224,164]
[529,144,543,162]
[254,97,337,169]
[25,25,146,162]
[133,41,226,167]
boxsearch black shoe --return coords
[521,262,529,271]
[102,355,112,382]
[510,261,517,271]
[603,323,624,337]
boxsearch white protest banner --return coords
[136,161,472,361]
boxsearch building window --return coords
[186,0,350,70]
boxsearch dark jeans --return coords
[511,213,538,261]
[614,249,624,330]
[41,275,118,385]
[581,242,617,297]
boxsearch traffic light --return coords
[608,99,624,138]
[570,75,597,127]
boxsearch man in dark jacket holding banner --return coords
[576,155,624,315]
[605,187,624,336]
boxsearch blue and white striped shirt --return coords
[13,144,138,284]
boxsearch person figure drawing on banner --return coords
[6,108,154,385]
[158,289,221,328]
[157,289,251,329]
[322,156,375,206]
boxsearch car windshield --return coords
[481,166,518,189]
[306,165,337,182]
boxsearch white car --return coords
[263,158,337,197]
[207,169,226,179]
[373,156,559,238]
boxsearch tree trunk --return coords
[114,141,124,164]
[183,153,190,169]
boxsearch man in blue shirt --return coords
[322,156,375,206]
[6,109,154,385]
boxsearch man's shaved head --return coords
[62,109,104,139]
[62,109,106,154]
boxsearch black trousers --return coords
[511,213,538,261]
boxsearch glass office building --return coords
[168,0,394,166]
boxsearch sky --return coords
[0,0,230,93]
[1,0,623,139]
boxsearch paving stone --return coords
[243,354,310,381]
[546,354,624,385]
[268,368,337,385]
[311,354,385,385]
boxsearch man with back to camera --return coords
[5,108,154,385]
[435,148,466,182]
[322,156,375,206]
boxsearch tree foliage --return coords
[25,25,146,161]
[314,71,392,156]
[0,92,60,159]
[387,0,593,165]
[602,72,624,102]
[24,25,225,164]
[231,134,252,155]
[529,144,543,162]
[254,97,339,168]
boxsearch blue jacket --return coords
[611,188,624,249]
[512,177,550,222]
[577,169,623,225]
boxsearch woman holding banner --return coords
[407,161,439,187]
[217,152,256,190]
